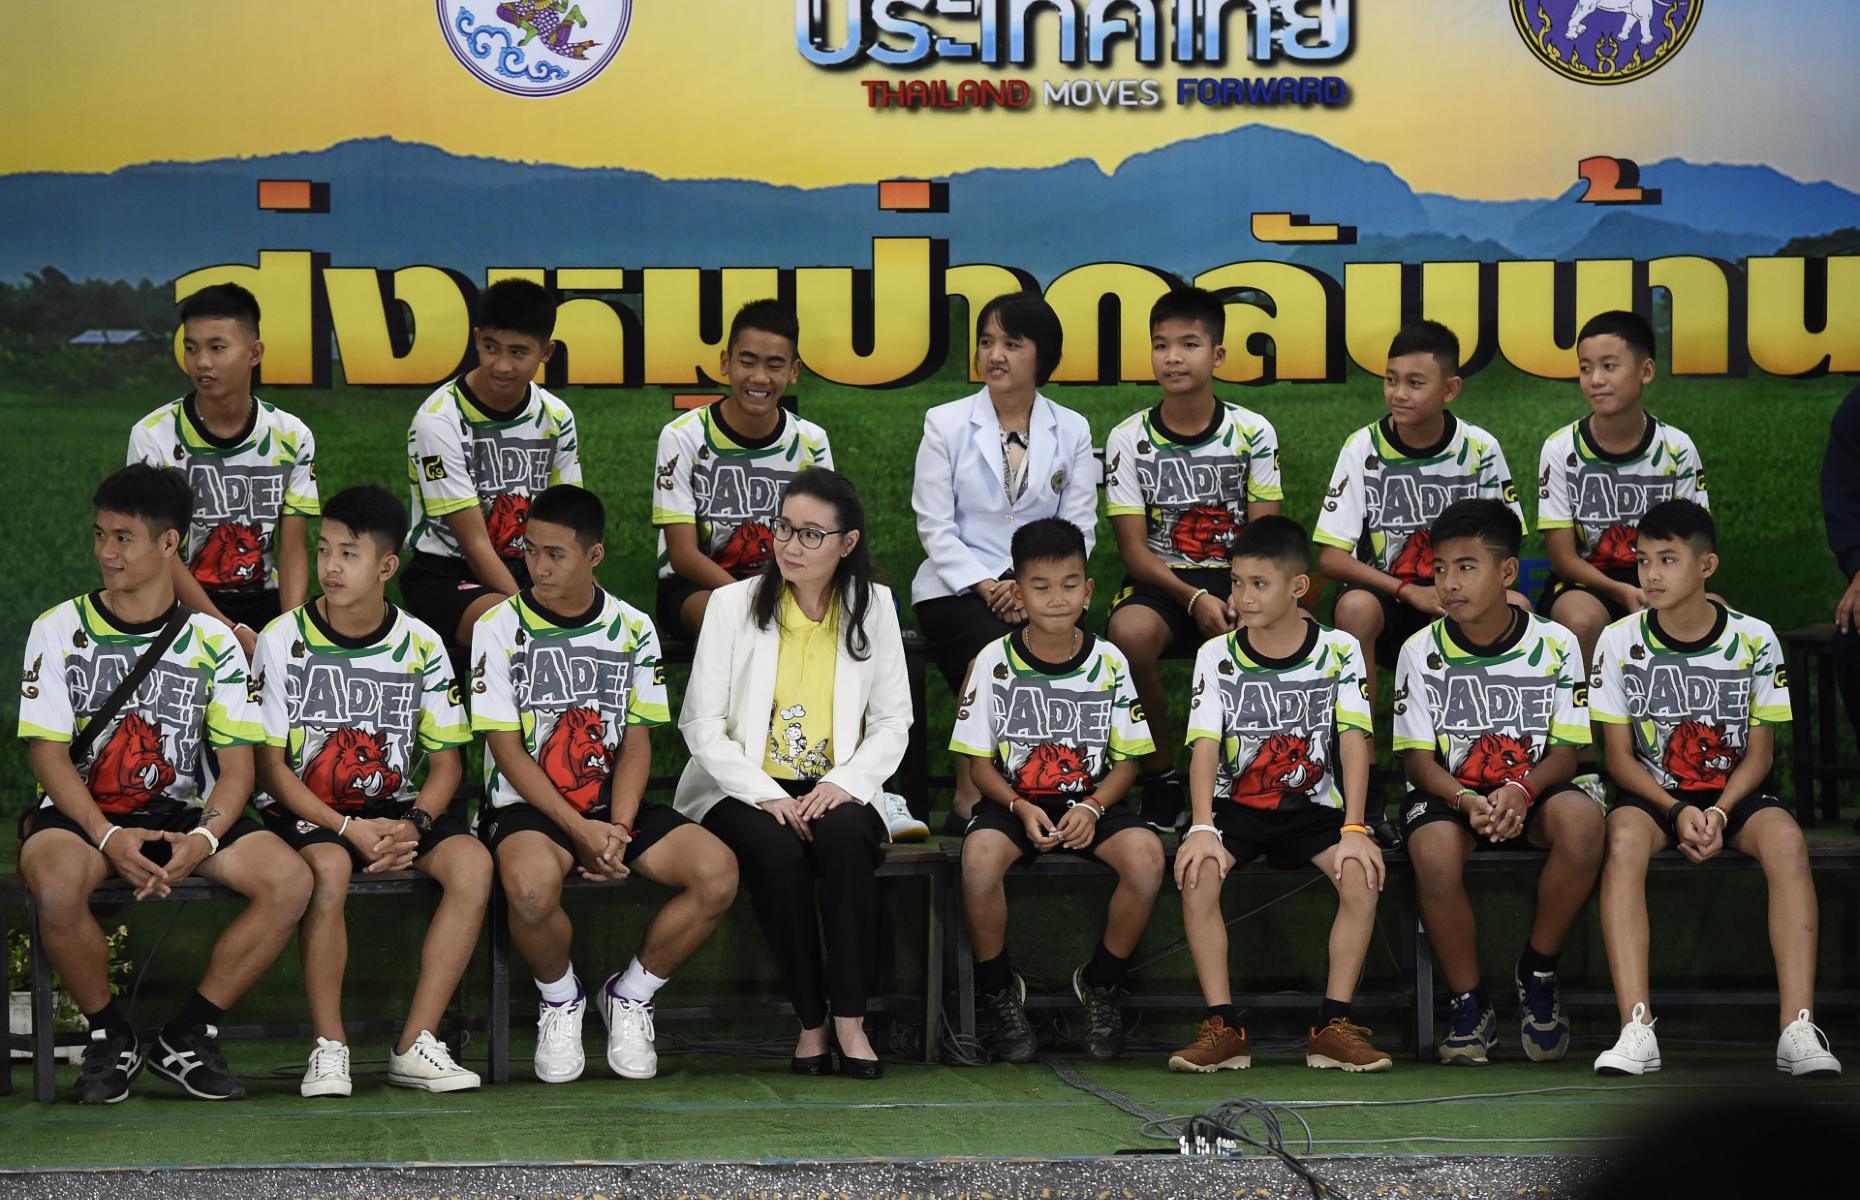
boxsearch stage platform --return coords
[4,1034,1855,1198]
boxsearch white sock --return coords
[612,957,668,1005]
[536,967,580,1005]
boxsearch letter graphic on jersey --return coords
[1170,504,1236,562]
[89,712,178,815]
[1457,732,1533,788]
[303,727,403,811]
[1232,733,1324,810]
[485,493,531,559]
[716,520,774,575]
[1663,719,1737,789]
[1013,742,1093,797]
[192,522,266,587]
[1390,528,1434,584]
[538,705,613,812]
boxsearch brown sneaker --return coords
[1168,1016,1251,1073]
[1307,1018,1393,1072]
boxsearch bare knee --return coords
[1332,590,1384,638]
[501,865,564,927]
[961,836,1018,894]
[437,837,495,901]
[686,850,739,912]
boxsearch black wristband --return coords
[1664,799,1696,840]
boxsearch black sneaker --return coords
[1138,772,1185,833]
[1071,965,1127,1060]
[148,1024,245,1100]
[981,972,1036,1064]
[75,1026,143,1104]
[940,808,972,838]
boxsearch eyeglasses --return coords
[770,517,846,550]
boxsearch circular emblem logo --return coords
[438,1,632,97]
[1511,0,1702,85]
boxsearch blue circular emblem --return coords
[438,1,632,98]
[1511,0,1702,85]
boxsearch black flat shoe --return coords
[790,1052,834,1076]
[838,1054,883,1080]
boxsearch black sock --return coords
[1207,1004,1239,1028]
[84,999,134,1041]
[1518,941,1559,978]
[1318,997,1352,1027]
[1081,941,1130,990]
[163,991,224,1039]
[975,951,1013,996]
[1456,985,1492,1012]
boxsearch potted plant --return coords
[8,926,134,1062]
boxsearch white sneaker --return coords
[388,1030,481,1093]
[599,974,659,1079]
[1594,1004,1661,1076]
[301,1037,352,1098]
[877,790,929,843]
[534,991,587,1084]
[1777,1010,1842,1077]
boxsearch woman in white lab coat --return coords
[909,290,1099,826]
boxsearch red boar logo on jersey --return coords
[89,713,176,814]
[1231,734,1325,810]
[1456,732,1534,789]
[191,522,264,588]
[1664,720,1738,790]
[1590,524,1638,570]
[1014,743,1093,797]
[304,728,403,813]
[485,493,530,559]
[539,707,613,811]
[716,521,775,576]
[1390,529,1436,584]
[1171,505,1236,562]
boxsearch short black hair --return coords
[321,485,407,557]
[1636,498,1716,554]
[178,282,261,339]
[1229,514,1310,574]
[528,484,604,548]
[1431,498,1521,560]
[1578,310,1656,362]
[475,279,557,344]
[728,299,799,355]
[94,463,190,537]
[1012,518,1088,573]
[1149,286,1225,343]
[1386,319,1460,377]
[976,290,1064,386]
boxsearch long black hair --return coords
[752,467,877,661]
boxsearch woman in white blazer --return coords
[910,290,1099,824]
[676,468,910,1079]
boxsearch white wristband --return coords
[95,825,121,854]
[1186,823,1221,839]
[1067,799,1102,820]
[337,815,352,838]
[187,825,220,855]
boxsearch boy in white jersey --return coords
[403,280,581,654]
[18,465,310,1104]
[653,299,833,638]
[1316,321,1528,704]
[253,486,492,1097]
[1539,311,1709,665]
[471,485,739,1084]
[128,283,318,661]
[1169,517,1391,1075]
[1105,287,1282,834]
[1590,500,1839,1078]
[1393,500,1603,1067]
[952,519,1161,1063]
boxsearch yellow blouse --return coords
[764,587,839,780]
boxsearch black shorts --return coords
[655,574,707,640]
[1109,567,1230,656]
[259,802,472,864]
[400,552,530,649]
[1609,788,1789,847]
[1540,564,1638,623]
[18,802,264,866]
[476,801,690,874]
[1337,581,1434,667]
[1213,802,1345,870]
[209,587,281,632]
[962,797,1155,861]
[1399,783,1595,847]
[914,592,1023,693]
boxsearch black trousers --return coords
[701,791,887,1028]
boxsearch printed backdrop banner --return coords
[6,1,1859,389]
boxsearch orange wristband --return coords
[1340,823,1372,836]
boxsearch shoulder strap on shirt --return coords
[68,604,190,766]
